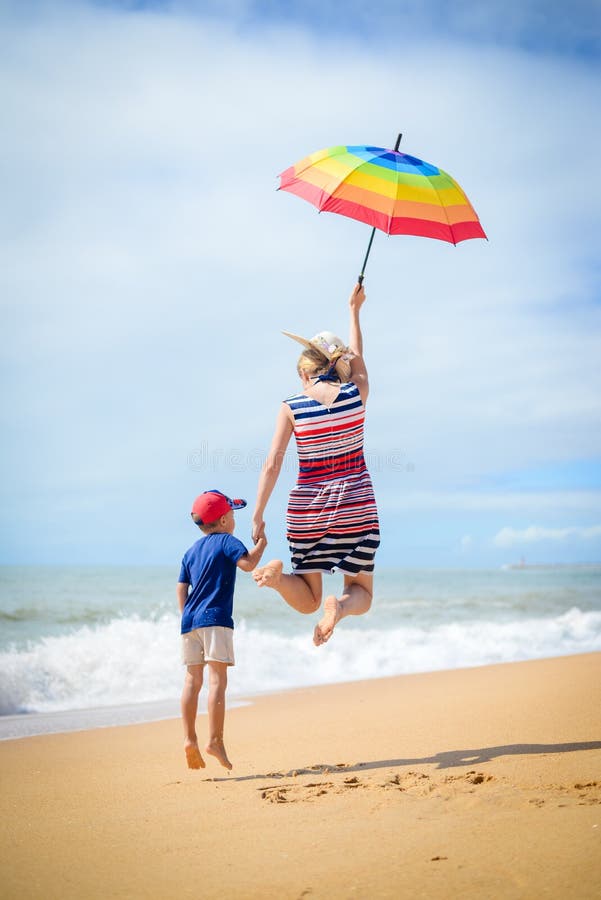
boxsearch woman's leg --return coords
[181,664,206,768]
[314,571,374,646]
[205,661,232,771]
[253,562,322,614]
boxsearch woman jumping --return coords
[252,283,380,646]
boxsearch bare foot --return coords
[252,559,283,589]
[184,741,205,770]
[313,595,341,647]
[206,738,233,771]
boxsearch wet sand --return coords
[1,653,600,899]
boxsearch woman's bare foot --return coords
[252,559,283,589]
[313,595,341,646]
[206,737,233,771]
[184,740,205,770]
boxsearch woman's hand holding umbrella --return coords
[349,283,366,312]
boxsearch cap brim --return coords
[229,498,247,510]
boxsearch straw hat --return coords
[282,330,353,381]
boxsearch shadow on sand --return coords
[207,740,601,782]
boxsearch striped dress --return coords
[284,382,380,575]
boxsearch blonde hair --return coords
[297,347,332,378]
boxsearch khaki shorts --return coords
[181,626,235,667]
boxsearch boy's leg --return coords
[253,561,322,614]
[181,664,206,769]
[205,661,233,771]
[314,572,373,647]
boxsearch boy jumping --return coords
[177,489,267,770]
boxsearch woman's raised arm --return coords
[348,283,369,403]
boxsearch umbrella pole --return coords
[357,133,403,286]
[358,228,376,285]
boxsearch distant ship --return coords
[501,557,601,570]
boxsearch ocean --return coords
[1,565,600,740]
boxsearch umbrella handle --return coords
[358,227,376,285]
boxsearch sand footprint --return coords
[465,771,494,785]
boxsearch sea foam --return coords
[1,607,600,716]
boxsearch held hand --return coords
[252,517,265,543]
[349,283,366,311]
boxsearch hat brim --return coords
[281,330,317,353]
[198,490,247,515]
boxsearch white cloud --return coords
[493,524,601,547]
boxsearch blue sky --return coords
[1,0,600,567]
[92,0,601,59]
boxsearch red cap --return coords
[191,489,247,525]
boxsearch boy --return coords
[177,489,267,771]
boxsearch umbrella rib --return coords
[423,172,458,246]
[323,149,387,213]
[378,151,444,236]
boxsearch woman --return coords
[252,283,380,647]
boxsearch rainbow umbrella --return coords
[279,134,486,283]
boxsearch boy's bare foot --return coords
[313,595,341,646]
[184,741,205,770]
[252,559,283,589]
[206,737,233,771]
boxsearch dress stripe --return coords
[284,382,380,574]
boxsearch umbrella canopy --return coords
[279,143,486,246]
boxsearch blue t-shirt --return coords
[178,532,248,634]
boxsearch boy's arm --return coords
[237,535,268,573]
[176,582,190,613]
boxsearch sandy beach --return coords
[1,652,600,899]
